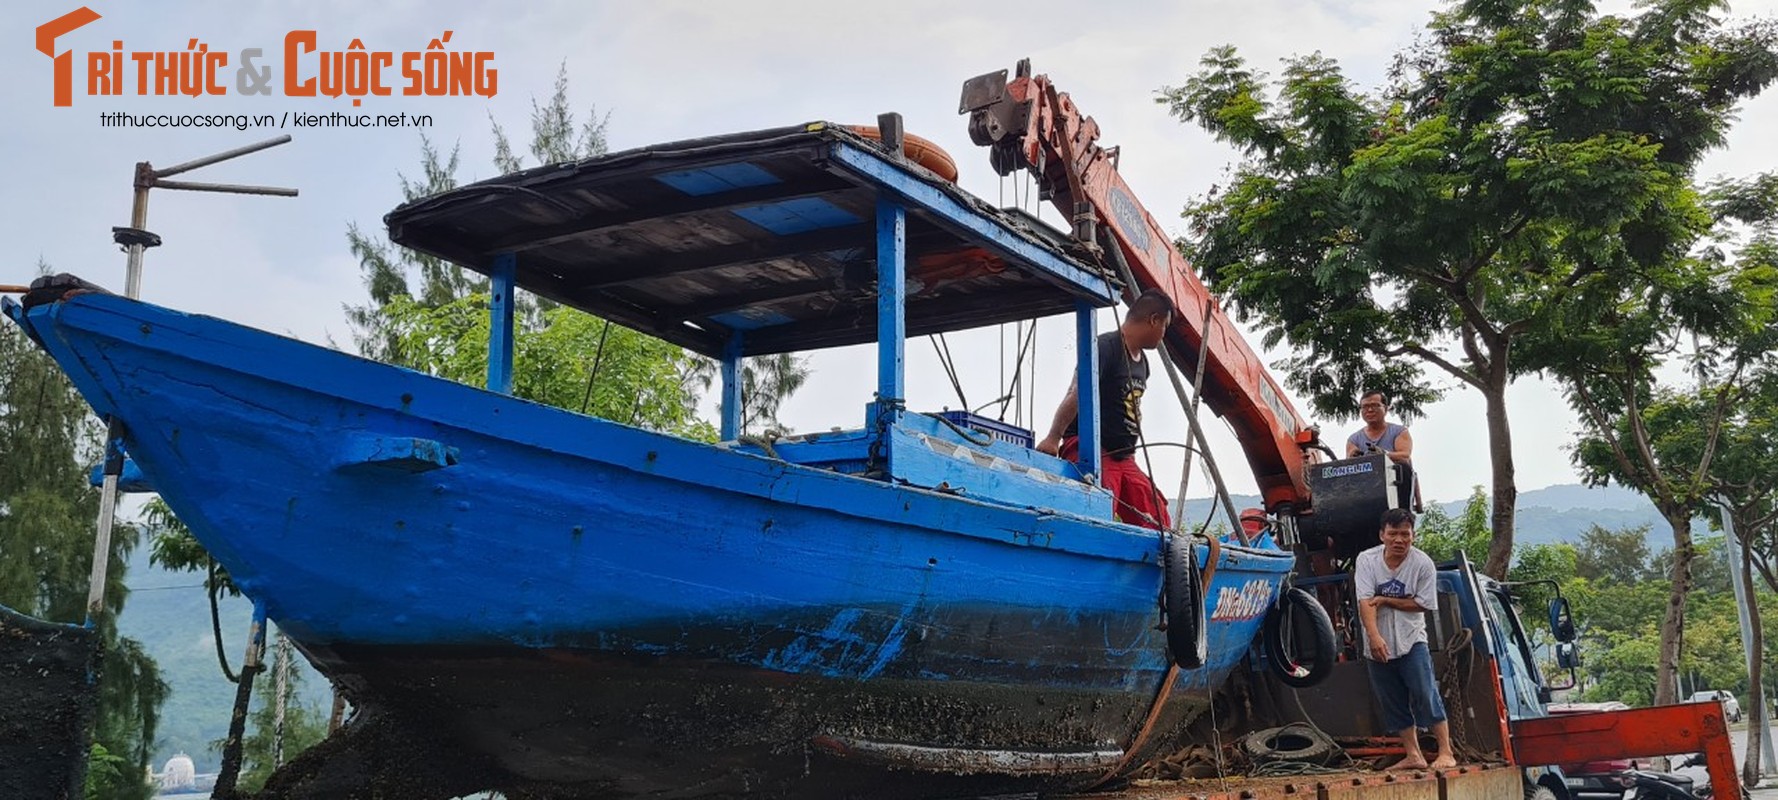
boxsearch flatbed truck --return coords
[962,59,1744,800]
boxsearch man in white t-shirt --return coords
[1355,508,1455,770]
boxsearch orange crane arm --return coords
[961,59,1321,513]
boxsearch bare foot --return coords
[1429,754,1457,769]
[1390,757,1429,771]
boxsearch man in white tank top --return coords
[1346,390,1414,463]
[1346,390,1421,512]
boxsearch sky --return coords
[3,0,1775,505]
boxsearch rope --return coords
[928,334,969,411]
[734,433,782,460]
[578,321,613,415]
[1201,533,1229,793]
[208,558,238,684]
[271,631,292,767]
[920,412,995,447]
[996,320,1039,422]
[1438,627,1490,763]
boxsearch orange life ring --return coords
[849,125,959,183]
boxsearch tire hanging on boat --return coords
[1163,532,1207,669]
[1262,587,1336,688]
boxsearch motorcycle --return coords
[1623,754,1720,799]
[1621,767,1707,798]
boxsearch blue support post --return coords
[721,332,743,440]
[876,197,906,409]
[487,252,517,394]
[1075,301,1101,481]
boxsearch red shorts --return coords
[1061,436,1171,530]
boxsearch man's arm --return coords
[1035,374,1079,456]
[1354,555,1390,661]
[1346,439,1362,458]
[1389,428,1414,464]
[1357,597,1390,661]
[1371,596,1428,613]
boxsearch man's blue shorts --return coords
[1367,641,1447,732]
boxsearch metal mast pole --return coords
[83,136,297,622]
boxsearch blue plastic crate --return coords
[934,411,1034,449]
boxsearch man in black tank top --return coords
[1037,290,1175,530]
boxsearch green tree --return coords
[1573,524,1653,585]
[342,63,808,432]
[1542,159,1777,706]
[1416,486,1490,565]
[1509,542,1577,618]
[0,294,167,800]
[380,294,716,438]
[1565,332,1775,706]
[1161,0,1778,582]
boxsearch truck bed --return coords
[1063,763,1523,799]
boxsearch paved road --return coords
[1731,726,1778,798]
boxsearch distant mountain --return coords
[1176,482,1695,552]
[1510,483,1655,514]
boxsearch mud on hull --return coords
[266,647,1208,799]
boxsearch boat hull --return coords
[13,293,1294,797]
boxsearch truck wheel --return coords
[1524,782,1558,800]
[1164,533,1207,669]
[1263,588,1336,688]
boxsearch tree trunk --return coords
[1743,532,1765,787]
[1481,376,1517,579]
[1655,509,1694,706]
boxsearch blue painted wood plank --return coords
[655,162,782,196]
[487,253,517,394]
[731,196,861,235]
[885,424,1112,520]
[721,333,743,440]
[876,198,906,406]
[827,142,1115,304]
[1075,302,1101,480]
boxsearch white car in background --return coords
[1687,689,1742,723]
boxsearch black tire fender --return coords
[1164,533,1207,669]
[1240,724,1337,765]
[1263,587,1337,688]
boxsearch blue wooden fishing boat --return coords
[7,122,1297,798]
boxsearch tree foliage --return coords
[380,294,717,439]
[341,63,809,434]
[1416,485,1492,565]
[1573,523,1653,585]
[1162,0,1778,581]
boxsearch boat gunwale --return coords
[24,293,1294,571]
